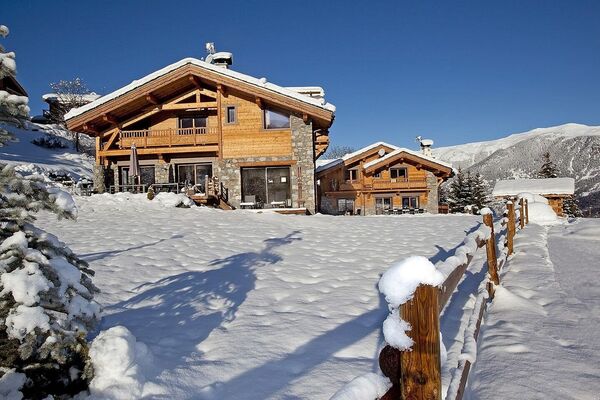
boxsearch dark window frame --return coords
[390,167,408,180]
[226,105,237,124]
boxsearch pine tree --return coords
[470,172,489,212]
[0,164,99,398]
[537,151,559,178]
[448,168,474,213]
[562,195,582,218]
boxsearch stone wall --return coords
[319,195,337,215]
[425,171,439,214]
[155,163,171,184]
[216,114,317,213]
[93,165,106,193]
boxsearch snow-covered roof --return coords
[363,147,452,170]
[286,86,325,99]
[43,92,101,104]
[492,178,575,197]
[315,142,399,173]
[65,58,335,121]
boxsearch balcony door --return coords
[177,163,212,192]
[375,197,392,214]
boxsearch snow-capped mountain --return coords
[434,123,600,216]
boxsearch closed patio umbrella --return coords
[129,144,141,185]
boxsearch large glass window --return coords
[241,167,291,207]
[140,166,155,186]
[263,108,290,129]
[177,163,212,191]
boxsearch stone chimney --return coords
[205,43,232,68]
[419,138,434,158]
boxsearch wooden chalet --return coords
[0,74,27,97]
[316,142,453,215]
[65,53,335,213]
[492,177,575,216]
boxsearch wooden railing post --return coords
[519,198,525,229]
[507,201,515,256]
[524,199,529,225]
[482,213,500,298]
[400,285,441,400]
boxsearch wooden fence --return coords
[378,199,528,400]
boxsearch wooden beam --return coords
[99,144,219,157]
[82,124,98,135]
[303,113,309,124]
[162,102,217,110]
[188,75,202,89]
[146,93,159,105]
[102,114,120,127]
[121,106,161,129]
[217,83,227,97]
[103,128,121,151]
[255,97,263,109]
[166,88,202,105]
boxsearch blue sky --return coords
[4,0,600,148]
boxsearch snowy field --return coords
[34,194,481,399]
[467,219,600,399]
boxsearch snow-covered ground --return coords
[34,194,482,399]
[467,219,600,399]
[0,122,94,180]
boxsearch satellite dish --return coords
[378,148,386,157]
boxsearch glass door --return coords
[266,167,291,206]
[376,197,392,214]
[195,164,213,193]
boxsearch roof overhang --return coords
[363,149,453,177]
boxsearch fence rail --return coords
[371,199,528,400]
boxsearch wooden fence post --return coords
[400,285,442,400]
[525,199,529,225]
[507,202,515,256]
[519,198,525,229]
[482,213,500,298]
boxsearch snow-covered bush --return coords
[0,164,100,398]
[31,134,70,149]
[87,326,153,400]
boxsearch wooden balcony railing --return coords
[370,178,428,190]
[119,127,219,149]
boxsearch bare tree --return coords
[323,145,356,159]
[46,78,94,151]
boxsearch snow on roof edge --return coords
[316,142,400,174]
[65,58,335,121]
[363,147,453,170]
[492,178,575,196]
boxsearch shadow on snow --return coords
[103,231,302,372]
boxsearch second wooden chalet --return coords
[65,52,335,213]
[316,142,453,215]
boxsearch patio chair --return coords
[240,195,257,209]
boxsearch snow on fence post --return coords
[524,198,529,225]
[519,198,525,229]
[507,201,515,256]
[482,210,499,298]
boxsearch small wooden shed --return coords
[492,177,575,216]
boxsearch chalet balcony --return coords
[370,178,428,190]
[118,127,220,149]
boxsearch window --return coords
[176,163,213,191]
[373,171,381,178]
[390,167,407,180]
[263,108,290,129]
[241,167,291,208]
[375,197,393,214]
[226,106,237,124]
[337,198,355,215]
[179,116,207,131]
[345,168,358,181]
[402,196,419,209]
